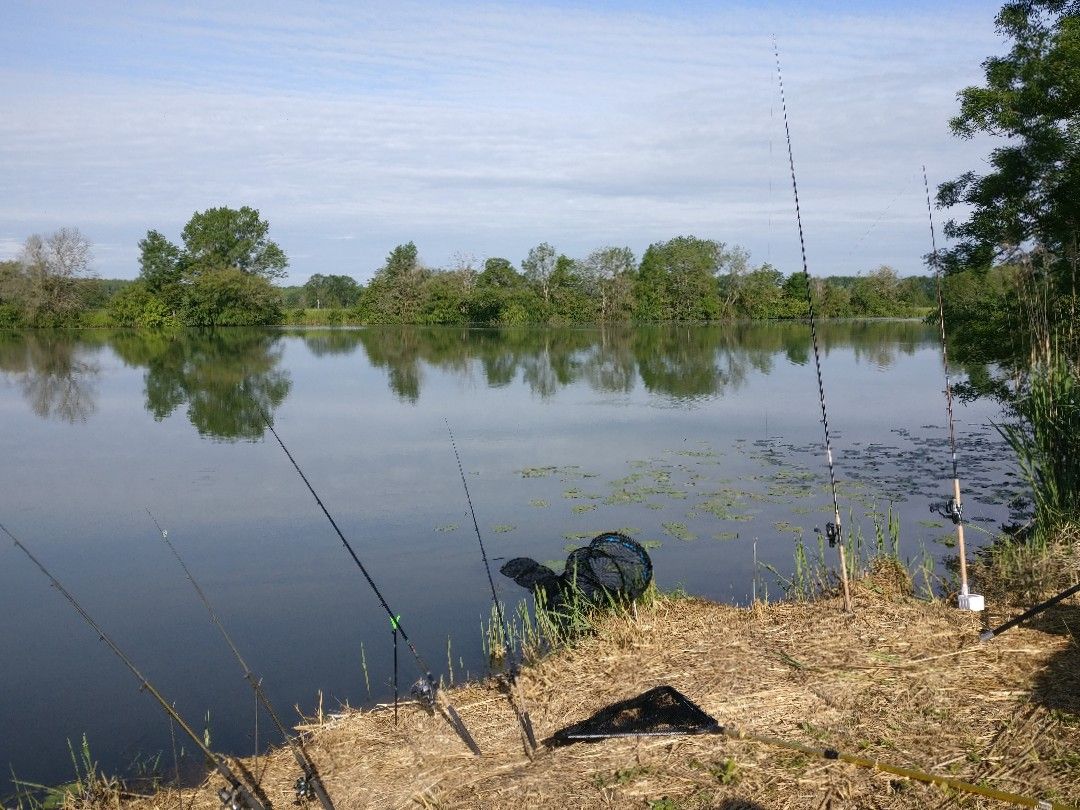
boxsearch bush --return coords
[183,270,284,327]
[0,302,22,328]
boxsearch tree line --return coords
[1,217,937,328]
[279,239,934,325]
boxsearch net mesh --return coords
[547,685,721,746]
[500,532,653,606]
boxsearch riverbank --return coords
[113,566,1078,810]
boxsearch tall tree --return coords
[360,242,429,323]
[937,0,1079,360]
[126,208,287,327]
[477,257,521,289]
[583,246,636,321]
[17,227,95,326]
[633,236,727,321]
[180,206,288,280]
[138,230,183,291]
[137,229,185,311]
[521,242,557,307]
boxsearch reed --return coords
[5,736,122,810]
[482,578,666,664]
[763,504,906,602]
[997,353,1080,540]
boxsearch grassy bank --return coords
[42,555,1078,810]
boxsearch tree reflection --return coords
[109,329,291,441]
[287,321,939,404]
[291,328,367,357]
[0,330,102,422]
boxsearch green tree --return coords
[0,259,23,327]
[850,266,901,316]
[303,273,361,308]
[109,282,179,328]
[357,242,429,323]
[180,206,288,280]
[936,1,1080,533]
[633,245,672,321]
[583,246,635,322]
[184,269,284,326]
[477,257,521,289]
[813,278,852,318]
[420,272,471,324]
[137,229,185,312]
[547,255,596,323]
[937,1,1079,358]
[521,242,557,308]
[634,236,731,321]
[780,272,811,318]
[729,264,786,319]
[138,230,183,291]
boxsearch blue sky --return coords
[0,1,1007,283]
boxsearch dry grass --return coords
[110,570,1080,809]
[972,523,1080,612]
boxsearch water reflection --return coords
[0,322,934,426]
[109,329,291,441]
[0,330,103,422]
[291,320,934,403]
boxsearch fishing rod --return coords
[981,580,1080,642]
[774,40,853,611]
[253,404,482,755]
[923,166,984,612]
[146,509,336,809]
[0,521,266,810]
[722,724,1073,809]
[445,421,538,751]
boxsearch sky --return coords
[0,1,1008,284]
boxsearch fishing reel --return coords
[217,784,252,810]
[294,775,317,804]
[931,498,963,525]
[411,678,437,711]
[815,522,841,548]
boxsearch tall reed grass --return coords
[997,353,1080,540]
[996,254,1080,542]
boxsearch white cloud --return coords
[0,1,1007,280]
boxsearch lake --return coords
[0,323,1022,794]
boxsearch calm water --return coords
[0,323,1021,793]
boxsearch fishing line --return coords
[168,709,184,810]
[146,509,337,809]
[445,420,538,750]
[846,171,921,264]
[773,38,853,611]
[922,167,983,612]
[0,521,266,810]
[253,404,482,755]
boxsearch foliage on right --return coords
[937,0,1079,534]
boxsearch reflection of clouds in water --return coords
[0,332,101,423]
